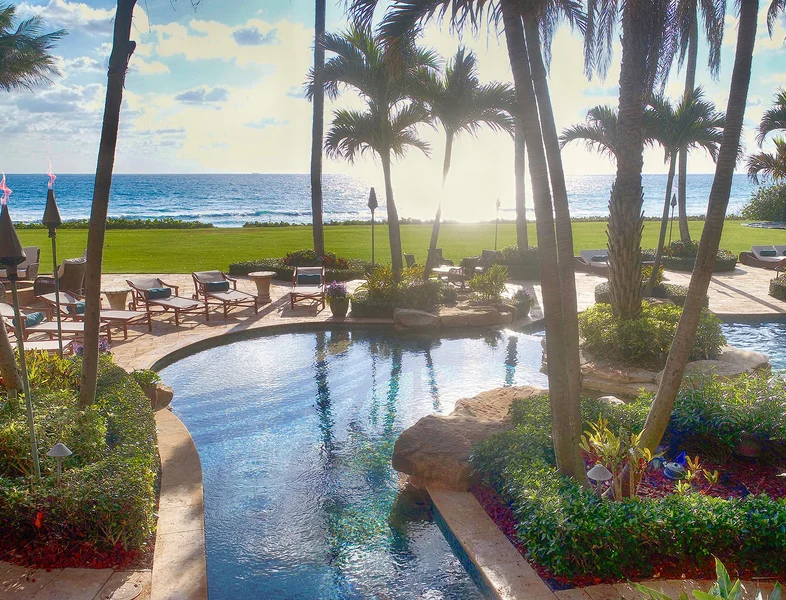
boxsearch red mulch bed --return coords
[472,456,786,589]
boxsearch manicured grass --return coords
[16,220,785,274]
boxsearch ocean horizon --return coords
[1,173,760,228]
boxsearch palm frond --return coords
[755,89,786,146]
[0,6,66,91]
[747,139,786,183]
[767,0,786,36]
[324,108,379,162]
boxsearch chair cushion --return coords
[591,255,608,262]
[68,301,86,315]
[147,287,172,299]
[297,273,322,285]
[205,281,230,292]
[13,311,45,329]
[760,249,777,257]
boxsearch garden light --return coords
[587,463,613,496]
[46,442,72,485]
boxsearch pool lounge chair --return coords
[0,246,40,281]
[127,277,209,325]
[1,303,111,342]
[34,255,87,296]
[290,266,325,310]
[739,245,786,270]
[404,253,417,268]
[38,291,152,339]
[192,270,258,318]
[575,249,610,274]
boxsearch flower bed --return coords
[470,376,786,583]
[0,353,158,568]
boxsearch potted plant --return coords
[326,281,350,318]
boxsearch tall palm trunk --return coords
[677,12,699,243]
[79,0,136,408]
[645,152,678,295]
[607,3,648,320]
[514,119,528,248]
[640,0,758,452]
[500,0,585,483]
[523,17,584,476]
[423,131,454,280]
[311,0,326,258]
[381,150,404,279]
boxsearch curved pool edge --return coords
[151,409,208,600]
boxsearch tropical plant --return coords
[0,3,65,91]
[309,0,327,257]
[674,0,726,243]
[740,182,786,221]
[349,0,587,482]
[645,88,724,295]
[417,46,514,278]
[639,0,769,453]
[468,264,508,302]
[584,0,679,320]
[747,90,786,190]
[308,25,437,279]
[560,104,662,159]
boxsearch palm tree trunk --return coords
[640,0,758,452]
[423,132,453,281]
[0,319,22,393]
[311,0,326,258]
[514,119,528,248]
[608,1,648,320]
[677,13,699,244]
[523,17,585,480]
[381,150,403,279]
[79,0,136,408]
[645,152,678,295]
[500,0,585,483]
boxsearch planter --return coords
[328,297,349,318]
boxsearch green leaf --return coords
[633,583,674,600]
[771,583,782,600]
[694,591,718,600]
[716,557,732,598]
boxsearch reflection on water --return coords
[161,329,546,599]
[721,322,786,371]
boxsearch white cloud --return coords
[130,56,171,75]
[16,0,113,33]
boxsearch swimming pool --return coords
[721,322,786,371]
[160,328,547,599]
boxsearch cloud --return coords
[232,27,278,46]
[16,0,112,33]
[174,87,229,104]
[130,56,171,75]
[247,118,288,128]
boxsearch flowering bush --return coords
[325,281,348,299]
[73,336,111,356]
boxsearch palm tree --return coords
[309,0,327,258]
[0,3,65,91]
[416,46,514,278]
[644,88,724,295]
[560,104,623,158]
[585,0,679,320]
[747,90,786,201]
[514,120,528,248]
[350,0,588,483]
[640,0,769,453]
[309,26,437,278]
[674,0,726,243]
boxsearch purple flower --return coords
[326,280,348,299]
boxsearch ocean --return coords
[1,173,759,228]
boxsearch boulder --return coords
[581,375,659,398]
[394,308,440,329]
[717,345,770,372]
[657,359,764,388]
[580,362,659,398]
[597,395,627,407]
[392,386,545,491]
[144,383,174,412]
[437,304,514,328]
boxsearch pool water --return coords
[721,322,786,371]
[160,329,547,599]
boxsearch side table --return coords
[102,287,131,311]
[247,271,277,304]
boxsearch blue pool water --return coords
[160,329,547,599]
[721,322,786,371]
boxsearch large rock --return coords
[392,386,545,491]
[717,345,770,371]
[394,308,440,329]
[580,362,659,398]
[144,383,174,412]
[438,304,514,328]
[657,359,765,388]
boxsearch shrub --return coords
[578,301,725,369]
[740,183,786,221]
[228,257,371,281]
[18,217,213,229]
[640,263,664,286]
[468,265,508,303]
[771,276,786,302]
[594,281,704,307]
[131,369,161,389]
[498,245,539,266]
[641,244,738,273]
[326,281,348,299]
[471,388,786,579]
[349,266,442,318]
[0,354,157,552]
[510,289,533,317]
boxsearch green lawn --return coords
[17,220,784,274]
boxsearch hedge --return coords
[0,353,158,551]
[771,277,786,302]
[641,248,738,273]
[471,381,786,579]
[594,281,708,307]
[228,257,371,281]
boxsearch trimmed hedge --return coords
[18,217,213,229]
[471,382,786,579]
[228,257,371,281]
[641,247,738,273]
[0,354,157,551]
[594,281,707,307]
[771,277,786,302]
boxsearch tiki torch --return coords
[0,175,41,480]
[368,187,378,269]
[668,193,677,247]
[42,165,64,357]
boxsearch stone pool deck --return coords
[1,265,783,600]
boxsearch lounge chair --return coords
[0,246,40,281]
[34,255,86,296]
[290,266,325,310]
[575,249,610,274]
[24,339,75,355]
[404,253,417,268]
[38,291,151,339]
[127,277,209,325]
[739,245,786,270]
[192,270,258,318]
[1,303,111,342]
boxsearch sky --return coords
[0,0,784,212]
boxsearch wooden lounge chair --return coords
[575,249,610,275]
[192,271,258,318]
[1,303,111,342]
[24,339,75,355]
[739,245,786,270]
[127,277,209,325]
[0,246,40,281]
[404,253,417,268]
[34,255,86,296]
[39,292,152,339]
[290,266,325,310]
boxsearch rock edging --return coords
[393,304,518,329]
